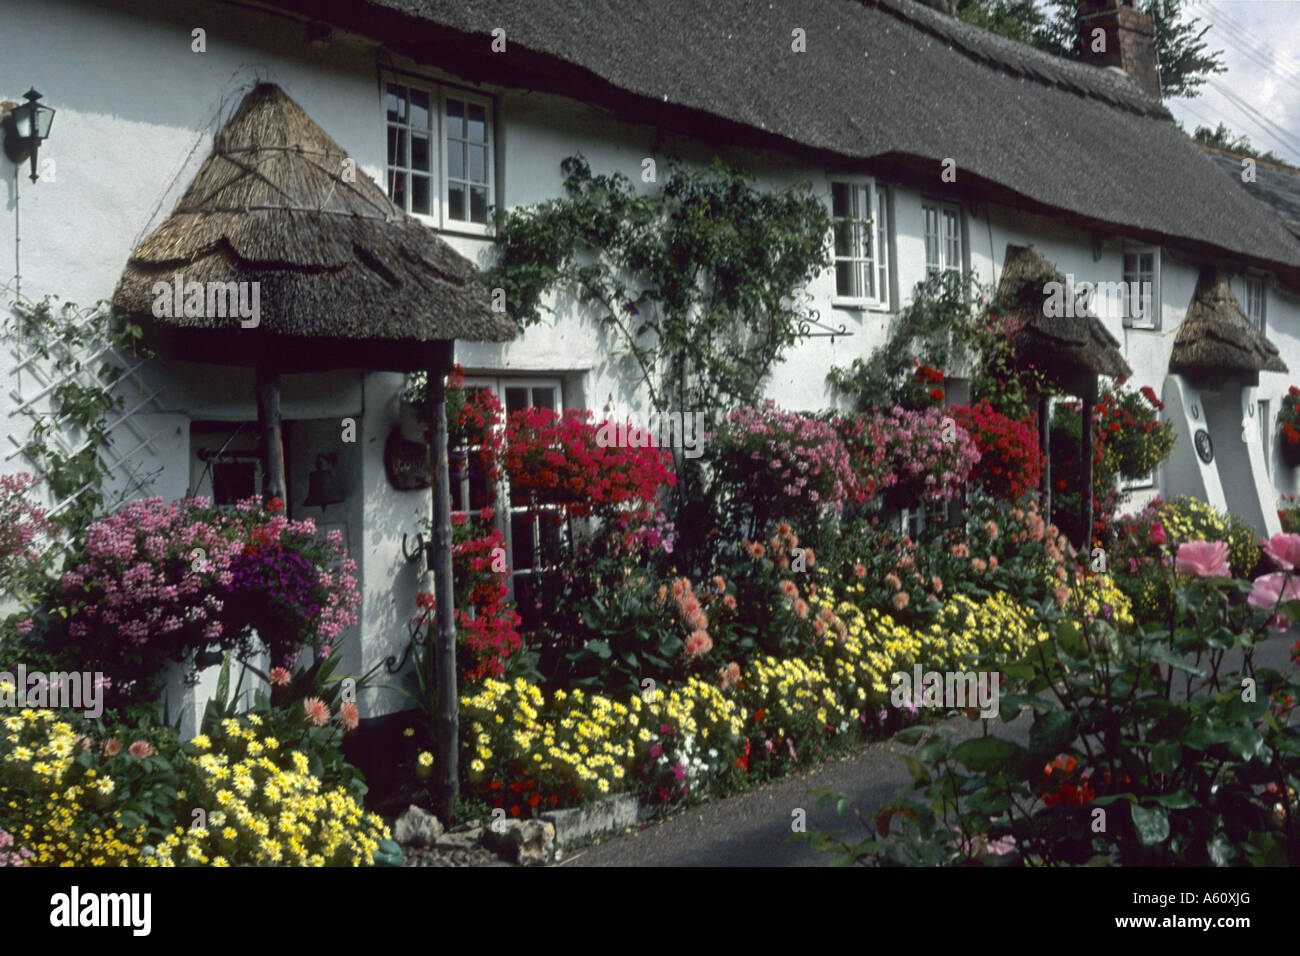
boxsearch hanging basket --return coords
[1281,434,1300,469]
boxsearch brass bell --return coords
[303,453,348,510]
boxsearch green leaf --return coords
[899,754,932,787]
[949,736,1027,772]
[1028,709,1074,758]
[1207,834,1235,867]
[1145,790,1195,809]
[1130,804,1170,846]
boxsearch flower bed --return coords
[454,578,1130,815]
[0,702,389,867]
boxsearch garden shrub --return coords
[1112,496,1259,624]
[950,399,1043,501]
[0,692,387,867]
[710,401,857,546]
[146,719,390,867]
[802,534,1300,867]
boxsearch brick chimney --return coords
[1077,0,1161,100]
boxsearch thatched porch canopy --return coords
[995,243,1132,391]
[1170,267,1288,380]
[112,83,516,372]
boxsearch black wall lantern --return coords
[3,88,55,182]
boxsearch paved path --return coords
[565,633,1295,867]
[566,710,1032,866]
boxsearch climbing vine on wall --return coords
[4,296,157,538]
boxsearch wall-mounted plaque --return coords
[384,427,431,490]
[1194,428,1214,464]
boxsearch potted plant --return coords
[1279,386,1300,468]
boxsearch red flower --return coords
[754,708,766,722]
[929,388,945,401]
[266,497,284,513]
[509,804,522,818]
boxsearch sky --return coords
[1162,1,1300,166]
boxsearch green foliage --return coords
[1193,122,1288,166]
[803,563,1300,866]
[484,154,832,415]
[959,0,1227,100]
[4,296,157,539]
[827,271,984,411]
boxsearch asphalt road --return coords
[565,630,1296,867]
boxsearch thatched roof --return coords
[114,83,516,372]
[261,0,1300,284]
[995,244,1132,383]
[1201,145,1300,243]
[1170,268,1288,377]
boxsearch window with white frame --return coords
[385,76,494,232]
[830,178,889,307]
[922,202,963,277]
[1122,247,1159,329]
[455,378,564,615]
[1241,273,1267,333]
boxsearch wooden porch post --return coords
[1081,395,1095,547]
[426,342,458,824]
[255,362,287,502]
[1039,393,1051,519]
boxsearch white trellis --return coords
[4,301,171,519]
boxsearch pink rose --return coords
[1148,522,1166,546]
[1263,533,1300,571]
[1175,540,1230,578]
[1248,572,1300,626]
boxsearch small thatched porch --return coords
[113,82,516,821]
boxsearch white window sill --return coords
[833,299,890,313]
[405,211,494,239]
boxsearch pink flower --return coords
[684,631,713,658]
[1175,540,1230,578]
[102,738,122,757]
[269,666,292,687]
[303,697,331,727]
[13,619,32,635]
[792,599,809,619]
[1263,533,1300,571]
[1149,522,1167,546]
[892,592,909,610]
[337,701,360,732]
[884,573,902,591]
[1248,572,1300,628]
[778,579,798,599]
[128,740,154,759]
[984,520,999,541]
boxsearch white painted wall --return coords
[5,0,1300,718]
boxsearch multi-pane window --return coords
[385,78,494,231]
[831,179,889,307]
[923,202,962,276]
[1242,274,1266,333]
[444,96,491,226]
[1122,248,1158,329]
[386,82,434,216]
[455,378,563,618]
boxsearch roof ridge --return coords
[864,0,1171,120]
[1196,142,1300,178]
